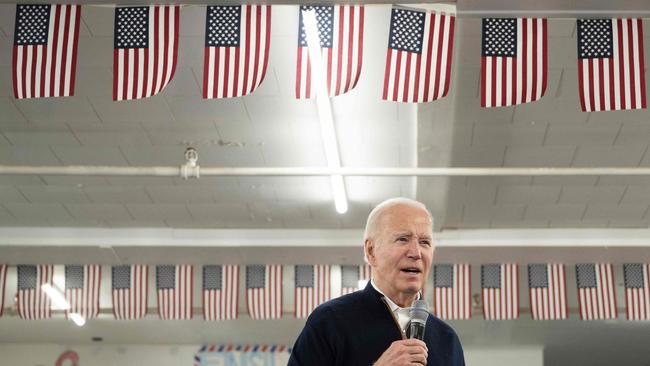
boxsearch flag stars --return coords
[115,7,149,49]
[15,4,50,45]
[482,18,517,57]
[206,6,241,47]
[299,6,334,48]
[389,8,425,53]
[577,19,613,59]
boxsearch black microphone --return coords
[408,300,429,340]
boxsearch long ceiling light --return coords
[301,9,348,214]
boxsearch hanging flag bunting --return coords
[112,265,149,320]
[64,265,101,320]
[577,18,646,111]
[294,265,330,318]
[156,265,193,320]
[481,263,519,320]
[203,265,239,321]
[203,5,271,99]
[481,18,547,108]
[624,263,649,321]
[0,265,6,317]
[17,265,53,319]
[341,264,371,295]
[528,263,567,320]
[382,6,455,103]
[576,263,617,320]
[433,264,471,320]
[246,265,283,320]
[295,5,364,98]
[12,4,81,99]
[113,5,179,101]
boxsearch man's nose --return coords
[406,239,422,259]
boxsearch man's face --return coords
[365,204,434,303]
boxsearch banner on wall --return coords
[194,345,291,366]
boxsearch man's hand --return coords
[373,339,428,366]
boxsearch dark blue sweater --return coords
[288,283,465,366]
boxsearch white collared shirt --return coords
[371,279,420,332]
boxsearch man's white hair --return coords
[363,197,433,242]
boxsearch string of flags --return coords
[1,263,649,322]
[10,4,647,111]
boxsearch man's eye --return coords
[420,241,431,246]
[397,237,408,242]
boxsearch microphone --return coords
[408,300,429,340]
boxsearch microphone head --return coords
[409,300,429,324]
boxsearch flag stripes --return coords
[156,265,193,320]
[65,264,102,320]
[481,263,519,320]
[294,265,331,318]
[203,5,271,99]
[113,5,179,101]
[295,5,364,98]
[383,7,455,103]
[17,265,53,320]
[112,265,149,320]
[12,4,81,99]
[203,265,239,321]
[577,18,646,111]
[481,18,547,107]
[433,264,471,320]
[246,265,283,320]
[0,265,6,317]
[528,263,567,320]
[576,263,617,320]
[624,263,650,321]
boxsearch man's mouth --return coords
[401,267,422,274]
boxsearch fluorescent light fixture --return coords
[41,283,70,310]
[69,313,86,327]
[358,279,368,290]
[302,9,348,214]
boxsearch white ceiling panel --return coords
[495,186,562,204]
[84,186,152,204]
[448,183,498,204]
[573,146,646,166]
[620,185,650,204]
[504,146,576,166]
[80,6,113,37]
[19,185,89,203]
[4,202,73,220]
[70,123,152,147]
[51,146,131,165]
[462,204,525,223]
[42,175,109,186]
[89,96,176,123]
[3,130,80,146]
[161,67,201,97]
[66,203,132,221]
[0,146,62,165]
[126,203,192,221]
[166,97,248,123]
[558,186,626,204]
[74,67,113,96]
[0,98,27,123]
[146,185,216,204]
[14,97,101,124]
[583,204,648,221]
[544,123,620,146]
[0,186,27,203]
[187,202,250,221]
[473,121,547,146]
[524,204,586,221]
[452,145,506,166]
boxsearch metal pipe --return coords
[4,165,650,177]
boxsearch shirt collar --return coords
[370,278,420,312]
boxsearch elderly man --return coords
[289,198,465,366]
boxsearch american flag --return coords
[295,5,364,98]
[156,265,193,320]
[203,265,239,321]
[113,6,179,101]
[17,265,53,319]
[528,263,567,320]
[65,265,102,320]
[246,265,282,320]
[294,265,331,318]
[576,263,617,320]
[577,18,646,111]
[433,264,471,320]
[624,263,649,321]
[0,265,6,317]
[203,5,271,99]
[481,18,547,108]
[12,4,81,99]
[341,264,371,295]
[481,263,519,320]
[112,265,149,320]
[383,7,455,103]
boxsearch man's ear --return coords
[364,239,375,265]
